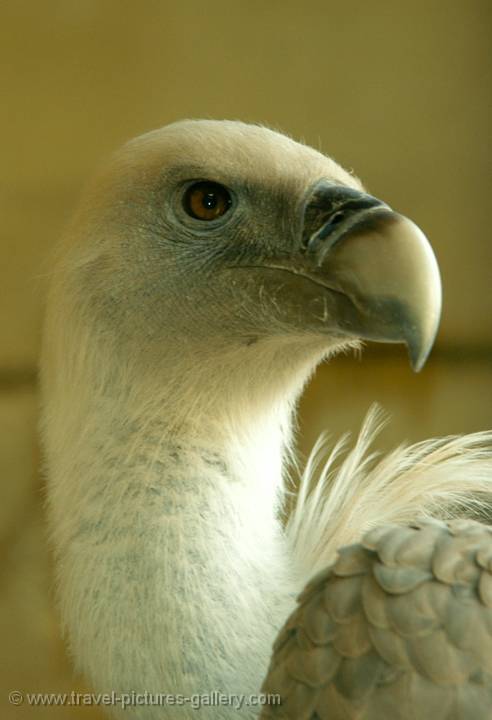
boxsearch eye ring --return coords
[183,181,232,221]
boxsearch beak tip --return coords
[409,346,429,373]
[382,214,442,373]
[406,314,441,373]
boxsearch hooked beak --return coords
[304,182,442,371]
[275,182,442,371]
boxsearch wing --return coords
[260,519,492,720]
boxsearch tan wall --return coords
[1,1,491,716]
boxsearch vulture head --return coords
[55,121,441,425]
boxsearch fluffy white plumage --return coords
[40,120,492,719]
[289,406,492,584]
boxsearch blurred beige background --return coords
[1,1,491,717]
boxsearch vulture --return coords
[40,120,492,719]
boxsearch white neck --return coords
[43,332,331,718]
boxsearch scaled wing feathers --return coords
[261,519,492,719]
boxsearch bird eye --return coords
[183,181,232,221]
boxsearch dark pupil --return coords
[203,192,218,209]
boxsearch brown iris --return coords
[183,181,232,221]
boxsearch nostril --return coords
[316,210,347,240]
[301,182,389,253]
[329,210,346,226]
